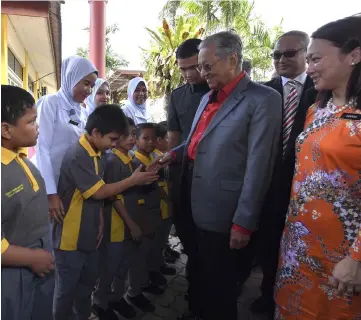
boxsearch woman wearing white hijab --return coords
[36,55,97,223]
[85,78,110,115]
[122,77,153,124]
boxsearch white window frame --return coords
[8,67,23,88]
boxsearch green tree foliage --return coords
[143,0,283,99]
[76,24,129,77]
[142,16,205,99]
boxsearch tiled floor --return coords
[91,237,269,320]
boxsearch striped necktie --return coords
[283,81,299,155]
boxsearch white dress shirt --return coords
[281,71,307,106]
[35,94,87,194]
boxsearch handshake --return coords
[129,152,173,186]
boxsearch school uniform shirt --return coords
[35,55,97,195]
[52,134,106,252]
[102,149,134,243]
[1,147,48,253]
[152,149,170,220]
[132,151,162,234]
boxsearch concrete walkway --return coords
[91,237,269,320]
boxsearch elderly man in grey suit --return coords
[161,31,282,320]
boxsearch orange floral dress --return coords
[274,102,361,320]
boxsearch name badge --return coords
[69,120,79,126]
[340,113,361,120]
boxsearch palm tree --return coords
[158,0,283,80]
[142,16,205,100]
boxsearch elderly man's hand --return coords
[230,228,250,249]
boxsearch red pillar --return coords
[88,0,107,78]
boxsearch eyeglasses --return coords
[271,48,305,60]
[196,58,222,73]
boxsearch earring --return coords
[351,62,356,66]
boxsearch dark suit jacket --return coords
[261,76,317,228]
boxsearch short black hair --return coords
[135,122,155,139]
[278,30,310,49]
[242,59,252,75]
[176,38,202,59]
[155,122,167,139]
[126,116,135,127]
[85,104,128,136]
[2,85,35,125]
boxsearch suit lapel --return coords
[185,92,211,145]
[201,75,250,141]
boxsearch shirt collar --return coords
[281,71,307,87]
[153,148,163,156]
[79,134,101,157]
[212,71,246,103]
[191,82,210,93]
[1,147,27,165]
[112,148,132,164]
[134,150,153,166]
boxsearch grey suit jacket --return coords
[174,74,282,233]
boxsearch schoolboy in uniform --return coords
[126,123,164,311]
[93,117,146,320]
[148,122,177,285]
[154,121,180,263]
[1,85,55,320]
[52,105,158,320]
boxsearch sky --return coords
[61,0,361,70]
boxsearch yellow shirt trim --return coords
[112,148,132,164]
[60,189,83,251]
[1,147,39,192]
[110,207,125,242]
[79,134,101,157]
[134,151,152,166]
[1,238,9,254]
[153,148,163,156]
[82,180,105,200]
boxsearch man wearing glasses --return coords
[241,30,317,317]
[161,31,282,320]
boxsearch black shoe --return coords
[109,297,136,319]
[160,263,176,275]
[177,312,202,320]
[92,304,118,320]
[142,283,165,295]
[127,293,155,313]
[149,271,167,286]
[250,295,274,314]
[165,245,181,259]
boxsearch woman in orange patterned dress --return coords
[274,16,361,319]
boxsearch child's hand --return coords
[29,249,55,277]
[146,156,162,172]
[129,222,142,241]
[131,165,159,185]
[48,194,65,224]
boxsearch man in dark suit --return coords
[240,30,317,317]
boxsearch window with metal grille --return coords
[8,48,23,80]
